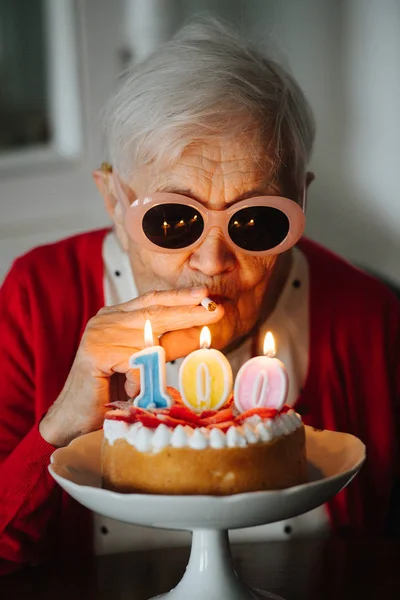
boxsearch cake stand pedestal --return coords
[49,426,365,600]
[153,529,280,600]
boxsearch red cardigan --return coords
[0,229,399,574]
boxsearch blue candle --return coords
[129,320,172,409]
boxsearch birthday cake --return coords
[101,392,306,495]
[101,325,307,495]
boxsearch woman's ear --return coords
[92,167,117,220]
[306,171,315,189]
[303,171,315,212]
[92,167,130,251]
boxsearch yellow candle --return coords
[179,327,233,412]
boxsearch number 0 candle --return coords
[234,332,288,413]
[129,320,172,409]
[179,327,233,412]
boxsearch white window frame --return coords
[0,0,83,174]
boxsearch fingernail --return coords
[190,286,205,296]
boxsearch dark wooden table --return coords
[1,538,400,599]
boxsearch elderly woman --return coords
[0,19,399,573]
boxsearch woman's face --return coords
[119,139,289,350]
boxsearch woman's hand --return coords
[39,287,223,447]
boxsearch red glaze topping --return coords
[105,388,292,432]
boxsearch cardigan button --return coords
[284,525,293,535]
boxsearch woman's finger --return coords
[160,327,203,362]
[87,303,224,349]
[125,368,141,384]
[121,303,224,335]
[102,286,211,313]
[125,378,140,399]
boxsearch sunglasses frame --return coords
[113,173,306,256]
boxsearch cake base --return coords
[102,425,307,495]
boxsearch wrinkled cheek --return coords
[129,244,190,288]
[128,240,149,269]
[237,255,273,287]
[152,254,190,286]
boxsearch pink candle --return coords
[234,332,288,413]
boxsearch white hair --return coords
[104,16,315,191]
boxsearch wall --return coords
[266,0,400,284]
[0,0,123,281]
[0,0,399,284]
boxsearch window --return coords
[0,0,82,168]
[0,0,50,152]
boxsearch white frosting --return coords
[103,409,302,453]
[135,427,153,452]
[226,426,247,448]
[245,415,262,426]
[209,428,226,449]
[189,428,208,450]
[255,422,273,442]
[241,423,258,444]
[103,420,129,444]
[152,423,172,450]
[171,425,188,448]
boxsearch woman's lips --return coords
[209,294,226,302]
[209,294,234,306]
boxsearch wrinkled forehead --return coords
[125,139,282,208]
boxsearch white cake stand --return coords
[49,426,365,600]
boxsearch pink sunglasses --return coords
[113,173,306,256]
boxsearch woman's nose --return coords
[189,227,235,276]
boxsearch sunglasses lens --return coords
[228,207,289,251]
[143,204,204,249]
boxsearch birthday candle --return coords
[234,332,288,413]
[130,320,172,409]
[179,327,233,412]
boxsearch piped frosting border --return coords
[104,409,302,452]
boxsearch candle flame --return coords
[263,331,276,357]
[200,326,211,349]
[144,319,154,347]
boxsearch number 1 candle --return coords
[234,332,288,413]
[129,320,172,409]
[179,327,233,412]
